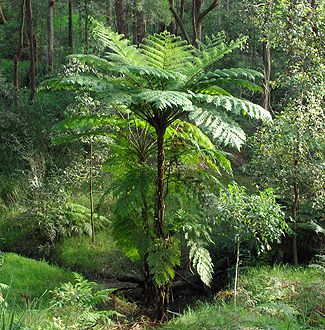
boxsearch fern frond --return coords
[52,115,120,144]
[134,90,193,111]
[188,243,213,286]
[91,19,143,66]
[166,120,232,173]
[140,31,193,72]
[201,32,227,51]
[205,68,263,81]
[184,36,246,88]
[193,68,264,93]
[188,106,246,149]
[194,85,232,96]
[147,237,181,286]
[41,75,110,92]
[193,94,272,121]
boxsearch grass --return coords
[55,231,141,279]
[1,253,324,329]
[160,265,325,330]
[0,253,74,305]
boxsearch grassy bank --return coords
[160,265,325,330]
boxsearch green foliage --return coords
[43,23,270,296]
[250,99,325,211]
[216,183,287,253]
[0,180,109,258]
[50,273,114,309]
[147,238,181,286]
[44,23,269,151]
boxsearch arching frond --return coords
[91,19,143,66]
[134,90,194,111]
[204,68,263,81]
[41,75,110,92]
[166,120,232,174]
[184,36,247,88]
[189,243,213,286]
[193,94,272,121]
[147,237,181,286]
[193,68,264,93]
[52,115,120,144]
[140,31,193,72]
[189,106,246,149]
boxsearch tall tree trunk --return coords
[292,179,299,266]
[0,4,6,24]
[106,0,113,26]
[25,0,36,103]
[14,0,26,105]
[168,0,176,34]
[133,0,146,45]
[89,137,95,243]
[84,0,89,52]
[155,128,166,239]
[234,239,240,306]
[262,0,273,113]
[192,0,202,48]
[192,0,219,48]
[169,0,190,43]
[47,0,55,72]
[114,0,127,35]
[175,0,185,35]
[68,0,73,51]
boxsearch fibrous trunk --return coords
[155,127,170,320]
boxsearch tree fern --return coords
[44,25,273,313]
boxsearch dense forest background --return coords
[0,0,324,329]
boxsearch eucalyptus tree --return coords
[250,97,325,265]
[45,22,271,318]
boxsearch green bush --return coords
[50,273,114,309]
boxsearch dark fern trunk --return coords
[155,126,170,320]
[155,127,165,238]
[89,137,95,243]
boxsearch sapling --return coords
[216,183,287,305]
